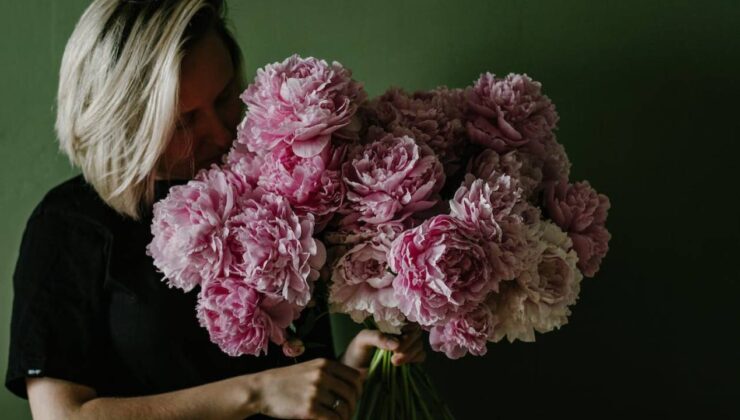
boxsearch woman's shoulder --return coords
[29,174,120,230]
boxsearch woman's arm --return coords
[27,357,363,420]
[27,373,259,420]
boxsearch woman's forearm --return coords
[73,374,262,420]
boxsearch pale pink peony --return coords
[449,176,522,242]
[196,277,299,357]
[364,87,469,176]
[229,192,318,306]
[238,54,367,158]
[257,143,345,231]
[147,166,253,292]
[465,72,558,152]
[468,149,544,202]
[389,215,493,326]
[488,220,583,343]
[341,134,445,226]
[329,228,406,334]
[544,180,611,277]
[429,304,495,359]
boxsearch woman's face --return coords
[157,28,242,179]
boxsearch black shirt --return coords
[5,175,334,414]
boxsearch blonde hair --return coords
[56,0,242,219]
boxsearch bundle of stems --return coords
[352,348,456,420]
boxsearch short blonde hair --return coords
[56,0,243,219]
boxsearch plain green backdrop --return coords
[2,0,738,418]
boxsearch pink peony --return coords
[389,215,493,327]
[488,220,583,343]
[468,149,544,202]
[465,72,558,153]
[364,87,469,176]
[147,165,253,292]
[224,141,264,188]
[341,134,445,226]
[429,304,495,359]
[229,192,318,306]
[196,277,299,357]
[522,134,571,186]
[544,180,611,277]
[449,176,522,242]
[238,54,366,158]
[257,143,345,231]
[329,228,406,334]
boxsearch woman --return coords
[4,1,425,419]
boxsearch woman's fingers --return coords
[317,370,359,416]
[323,359,364,389]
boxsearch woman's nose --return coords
[202,107,234,149]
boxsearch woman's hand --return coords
[250,357,364,420]
[340,324,427,371]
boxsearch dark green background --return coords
[1,0,738,418]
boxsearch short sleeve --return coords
[5,208,109,399]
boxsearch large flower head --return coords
[196,278,299,357]
[341,134,445,226]
[329,226,405,334]
[429,304,495,359]
[488,220,583,343]
[465,72,558,152]
[257,143,345,231]
[544,180,611,277]
[147,165,253,292]
[229,192,319,306]
[468,149,544,202]
[238,54,367,157]
[365,87,469,176]
[450,176,522,242]
[389,215,493,326]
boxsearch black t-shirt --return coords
[5,175,334,412]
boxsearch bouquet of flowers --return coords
[148,54,611,419]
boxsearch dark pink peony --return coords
[429,304,495,359]
[257,143,345,231]
[468,149,544,202]
[389,215,493,326]
[364,87,469,176]
[196,277,299,357]
[544,180,611,277]
[148,165,253,292]
[229,192,319,306]
[341,134,445,226]
[238,54,367,158]
[465,72,558,153]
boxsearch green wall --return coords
[2,0,738,418]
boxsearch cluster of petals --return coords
[341,134,445,226]
[196,277,299,356]
[488,219,583,343]
[364,87,469,176]
[465,72,559,153]
[148,165,252,292]
[237,54,366,158]
[329,227,406,334]
[544,180,611,277]
[429,304,495,359]
[468,149,543,202]
[257,144,345,231]
[388,215,493,327]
